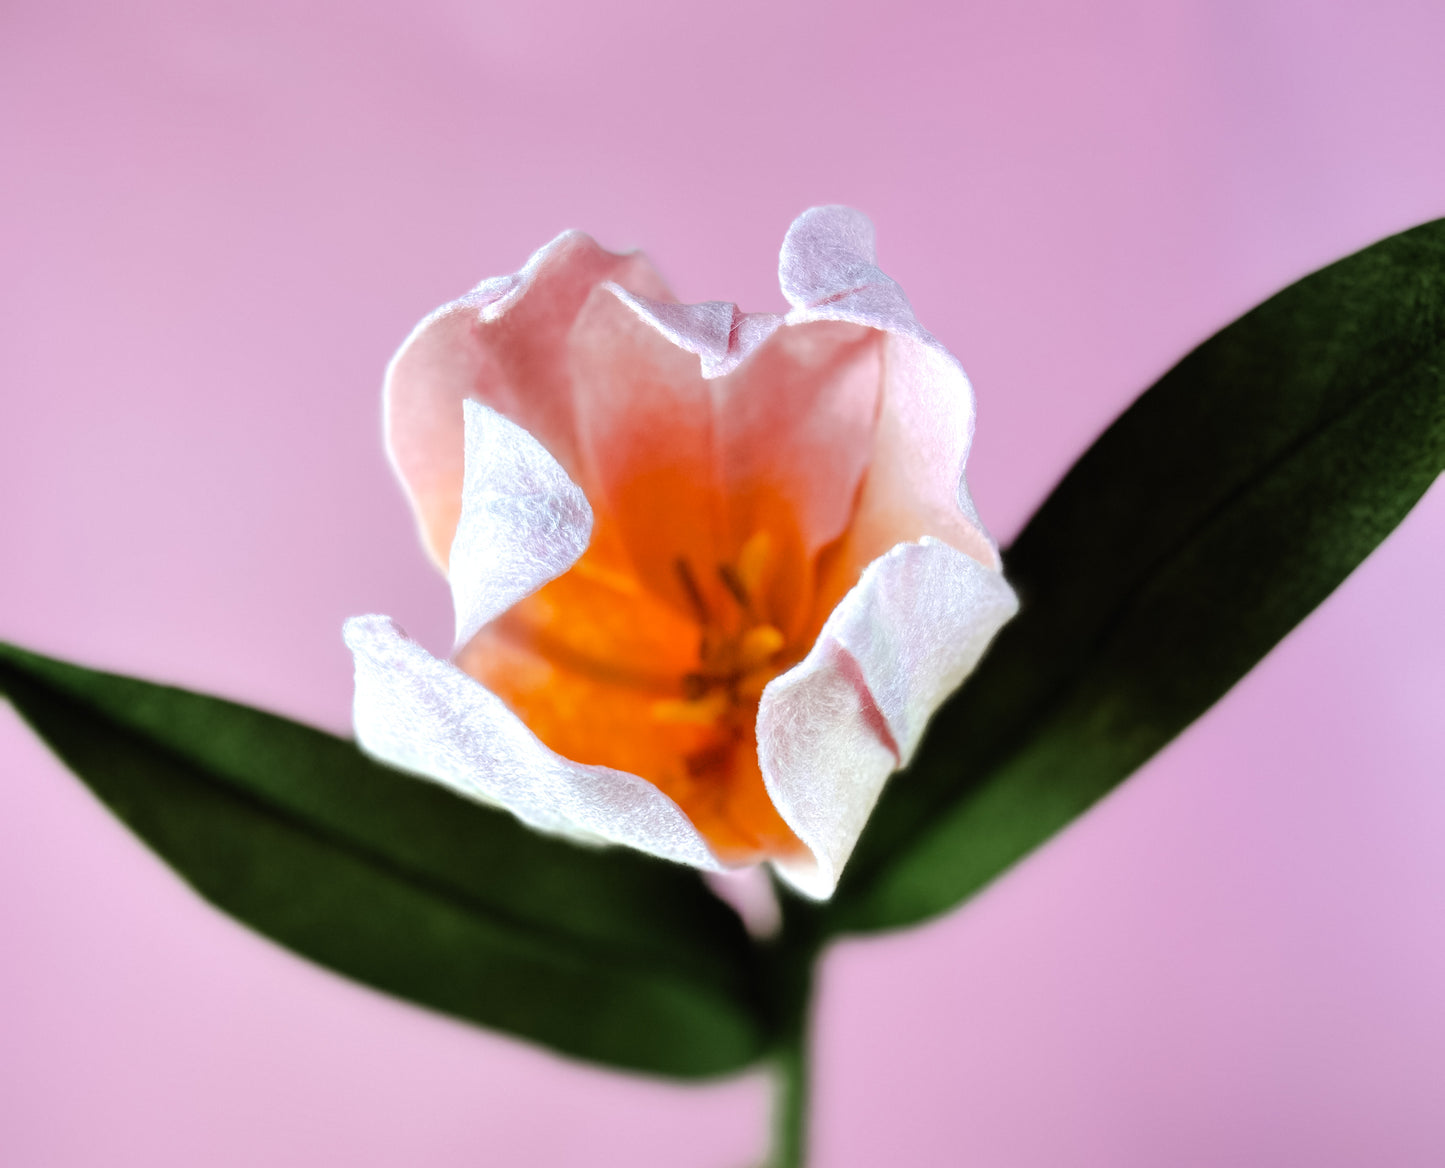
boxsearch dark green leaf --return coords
[829,218,1445,931]
[0,642,768,1076]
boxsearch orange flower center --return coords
[459,522,812,863]
[450,313,887,862]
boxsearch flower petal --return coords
[449,400,593,651]
[604,287,783,380]
[757,538,1019,899]
[779,206,1000,576]
[385,230,669,570]
[568,284,884,632]
[457,626,799,864]
[344,614,722,869]
[707,318,883,634]
[566,284,728,615]
[362,208,1020,900]
[780,205,927,342]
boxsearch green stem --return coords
[768,1012,810,1167]
[763,895,821,1168]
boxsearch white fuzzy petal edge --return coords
[780,204,999,569]
[759,538,1019,899]
[345,614,722,870]
[348,207,1018,898]
[351,395,721,871]
[449,400,593,650]
[604,284,784,379]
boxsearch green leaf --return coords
[0,641,769,1077]
[829,217,1445,932]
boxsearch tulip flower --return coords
[344,206,1017,898]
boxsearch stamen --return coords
[735,530,774,598]
[570,557,642,596]
[674,557,710,624]
[651,691,730,726]
[737,624,785,670]
[717,563,752,613]
[657,542,791,738]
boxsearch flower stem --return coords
[768,1012,810,1167]
[762,895,821,1168]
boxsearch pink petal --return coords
[604,287,782,379]
[384,230,669,570]
[566,284,727,613]
[758,538,1019,899]
[709,317,883,611]
[357,207,1019,897]
[568,283,884,626]
[704,867,782,939]
[344,615,721,869]
[780,206,1001,577]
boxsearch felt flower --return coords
[344,207,1017,899]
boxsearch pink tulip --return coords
[344,207,1017,899]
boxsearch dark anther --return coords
[674,557,710,624]
[716,563,752,613]
[681,672,709,700]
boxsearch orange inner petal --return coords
[461,318,881,863]
[465,512,817,862]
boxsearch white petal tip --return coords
[604,283,782,379]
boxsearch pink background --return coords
[3,1,1443,1164]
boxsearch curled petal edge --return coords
[384,229,668,571]
[344,614,723,871]
[351,398,724,871]
[604,284,784,380]
[778,205,999,571]
[450,400,593,651]
[759,538,1019,899]
[587,207,997,575]
[355,206,1018,899]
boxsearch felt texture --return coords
[347,208,1017,896]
